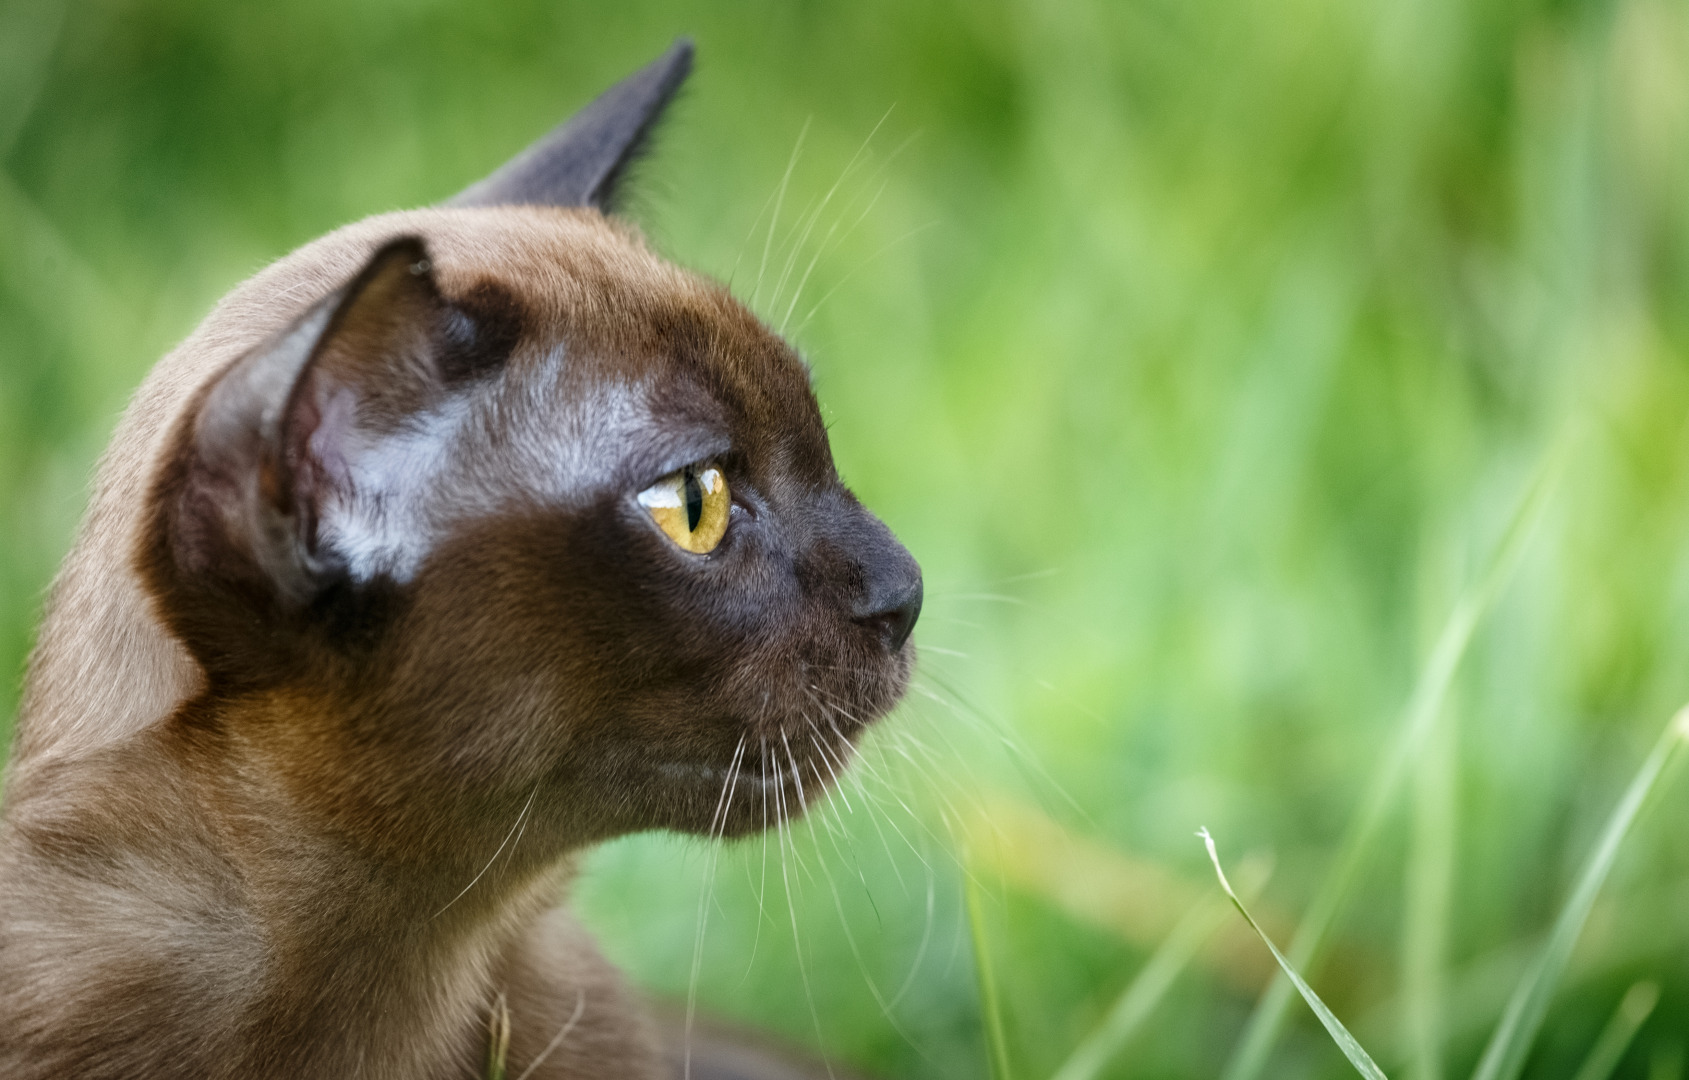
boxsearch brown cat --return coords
[0,41,920,1079]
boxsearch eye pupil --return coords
[639,461,729,554]
[684,467,704,532]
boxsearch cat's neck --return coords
[3,696,571,1078]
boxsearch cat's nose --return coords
[859,574,923,651]
[854,545,922,651]
[832,494,922,651]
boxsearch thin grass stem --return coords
[1470,706,1689,1080]
[1200,829,1388,1080]
[1568,982,1660,1080]
[1050,856,1270,1080]
[965,847,1013,1080]
[485,994,510,1080]
[1403,696,1457,1080]
[1223,444,1564,1080]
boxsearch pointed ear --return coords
[447,38,693,212]
[180,237,467,606]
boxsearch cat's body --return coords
[0,45,918,1079]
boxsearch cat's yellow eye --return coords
[638,463,730,554]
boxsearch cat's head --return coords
[141,42,919,845]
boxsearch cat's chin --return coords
[593,635,917,838]
[635,714,884,838]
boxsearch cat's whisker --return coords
[913,643,969,658]
[780,122,920,335]
[791,219,938,337]
[854,739,963,879]
[706,735,748,840]
[429,783,539,920]
[728,142,803,292]
[738,737,773,983]
[777,122,914,336]
[881,729,984,845]
[782,776,816,886]
[764,193,827,321]
[780,730,808,817]
[824,726,932,878]
[753,117,811,312]
[914,671,1089,820]
[884,869,937,1013]
[684,735,745,1080]
[777,176,885,336]
[774,721,949,1070]
[806,724,854,815]
[511,988,587,1080]
[769,750,838,1080]
[820,720,909,894]
[803,736,858,861]
[806,727,892,927]
[930,593,1026,607]
[768,108,895,332]
[797,683,974,900]
[807,786,940,1067]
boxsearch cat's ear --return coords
[446,38,693,212]
[181,237,460,605]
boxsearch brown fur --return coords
[0,205,919,1076]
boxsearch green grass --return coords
[1471,708,1689,1080]
[1195,697,1687,1080]
[8,0,1689,1078]
[1201,827,1388,1080]
[1571,983,1660,1080]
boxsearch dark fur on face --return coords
[0,41,918,1080]
[144,221,921,848]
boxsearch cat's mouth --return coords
[606,613,918,837]
[646,720,874,837]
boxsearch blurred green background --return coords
[6,0,1689,1077]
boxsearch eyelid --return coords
[638,440,732,490]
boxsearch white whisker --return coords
[513,989,587,1080]
[430,784,539,920]
[753,118,810,311]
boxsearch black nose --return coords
[863,575,922,651]
[835,496,922,651]
[855,564,922,651]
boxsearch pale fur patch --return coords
[318,369,656,585]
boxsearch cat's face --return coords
[146,206,919,843]
[140,41,918,850]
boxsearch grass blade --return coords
[1223,445,1564,1080]
[1200,829,1388,1080]
[965,852,1014,1080]
[1049,853,1272,1080]
[1649,1041,1684,1080]
[1569,982,1660,1080]
[1403,697,1457,1080]
[486,993,510,1080]
[1469,706,1689,1080]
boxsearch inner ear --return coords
[275,237,446,524]
[180,236,488,608]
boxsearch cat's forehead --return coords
[240,207,837,587]
[350,206,829,476]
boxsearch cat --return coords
[0,39,920,1080]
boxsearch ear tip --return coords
[662,36,696,80]
[665,36,695,65]
[445,39,699,211]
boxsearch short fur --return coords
[0,46,918,1080]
